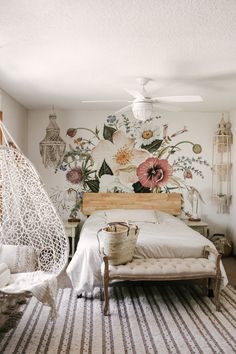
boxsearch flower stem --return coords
[166,141,194,159]
[76,127,100,140]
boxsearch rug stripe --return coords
[109,287,132,354]
[40,288,67,354]
[46,288,73,353]
[173,286,221,354]
[191,288,236,346]
[15,301,45,354]
[100,289,107,354]
[0,302,28,351]
[189,288,236,353]
[58,289,77,353]
[115,286,137,354]
[26,302,51,354]
[88,293,94,354]
[80,294,88,353]
[64,291,78,353]
[1,297,39,354]
[113,286,134,354]
[182,286,233,353]
[130,286,158,353]
[161,288,203,353]
[122,286,150,354]
[213,300,236,329]
[149,286,181,354]
[150,286,182,354]
[37,288,64,354]
[222,287,236,307]
[142,286,173,354]
[158,286,200,354]
[2,285,236,353]
[70,291,88,353]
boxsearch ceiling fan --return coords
[82,77,203,121]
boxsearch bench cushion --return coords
[102,258,217,280]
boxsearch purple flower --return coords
[66,167,83,184]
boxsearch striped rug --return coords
[1,284,236,354]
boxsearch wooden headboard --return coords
[82,193,182,216]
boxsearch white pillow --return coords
[0,245,37,273]
[0,262,11,287]
[105,209,158,223]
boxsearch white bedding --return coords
[66,211,228,294]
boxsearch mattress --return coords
[66,210,228,294]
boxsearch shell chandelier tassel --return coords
[39,109,66,168]
[212,114,233,213]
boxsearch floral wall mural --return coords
[50,115,209,219]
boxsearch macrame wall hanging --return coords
[212,114,233,213]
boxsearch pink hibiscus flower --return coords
[137,157,172,189]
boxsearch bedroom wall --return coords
[228,110,236,253]
[0,89,28,153]
[27,109,230,237]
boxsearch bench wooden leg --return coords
[103,275,109,315]
[214,276,221,311]
[102,256,109,315]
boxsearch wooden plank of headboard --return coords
[82,193,182,216]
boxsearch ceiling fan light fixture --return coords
[132,101,153,121]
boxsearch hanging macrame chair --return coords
[0,121,69,315]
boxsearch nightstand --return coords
[63,221,80,258]
[182,219,209,238]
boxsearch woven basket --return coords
[98,222,139,265]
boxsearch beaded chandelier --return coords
[39,110,66,168]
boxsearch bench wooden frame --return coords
[101,246,222,315]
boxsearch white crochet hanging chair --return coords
[0,122,69,314]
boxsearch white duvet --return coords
[66,211,228,294]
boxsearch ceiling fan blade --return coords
[81,100,129,103]
[153,103,182,112]
[114,104,132,115]
[153,95,203,103]
[125,89,146,100]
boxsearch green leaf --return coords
[132,181,151,193]
[141,139,163,153]
[103,125,116,142]
[98,159,113,178]
[86,179,100,192]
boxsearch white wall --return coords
[28,109,230,235]
[0,89,28,153]
[228,110,236,253]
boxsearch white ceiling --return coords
[0,0,236,112]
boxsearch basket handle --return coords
[97,222,130,255]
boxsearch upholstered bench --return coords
[101,246,221,315]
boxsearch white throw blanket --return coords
[1,271,58,317]
[0,262,11,287]
[67,210,228,294]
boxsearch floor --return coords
[58,255,236,289]
[222,256,236,286]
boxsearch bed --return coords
[66,193,228,295]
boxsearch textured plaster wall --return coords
[27,109,230,238]
[228,110,236,253]
[0,89,28,153]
